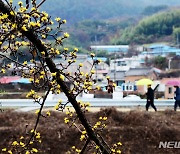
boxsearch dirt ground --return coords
[0,108,180,154]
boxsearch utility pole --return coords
[114,52,116,83]
[177,33,179,48]
[168,57,172,70]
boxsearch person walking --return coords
[174,86,180,111]
[146,84,159,111]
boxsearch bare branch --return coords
[37,0,46,8]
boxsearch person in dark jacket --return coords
[174,86,180,111]
[146,84,159,111]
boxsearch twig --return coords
[80,138,90,154]
[37,0,46,8]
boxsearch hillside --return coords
[113,9,180,45]
[13,0,180,24]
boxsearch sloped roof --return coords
[108,71,125,80]
[125,68,152,76]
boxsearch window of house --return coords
[168,87,172,94]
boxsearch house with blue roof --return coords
[141,44,180,56]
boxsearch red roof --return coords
[0,76,20,84]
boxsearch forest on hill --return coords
[63,9,180,49]
[11,0,180,49]
[112,9,180,45]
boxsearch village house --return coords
[141,44,180,57]
[108,71,125,86]
[110,56,144,72]
[90,45,129,54]
[123,67,162,94]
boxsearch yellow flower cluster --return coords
[80,130,87,141]
[35,109,40,115]
[31,148,38,153]
[79,63,83,67]
[26,89,35,98]
[55,17,61,22]
[54,99,62,110]
[46,111,51,116]
[111,142,122,154]
[90,53,95,57]
[92,116,108,130]
[71,146,81,154]
[64,32,70,38]
[1,68,5,74]
[64,117,69,124]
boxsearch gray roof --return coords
[125,68,153,76]
[108,71,125,80]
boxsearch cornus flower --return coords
[96,86,100,90]
[51,72,57,77]
[103,117,108,120]
[64,117,69,124]
[36,135,40,139]
[62,19,66,24]
[91,70,95,74]
[74,48,78,52]
[20,136,24,139]
[7,150,12,154]
[40,71,45,75]
[75,149,81,153]
[41,17,48,22]
[10,11,15,16]
[21,25,27,31]
[106,76,110,79]
[116,150,122,153]
[35,109,40,115]
[90,53,95,57]
[41,35,46,39]
[26,90,35,98]
[1,68,5,73]
[55,17,61,22]
[29,78,33,82]
[23,61,27,65]
[20,141,25,147]
[19,7,27,13]
[80,134,85,141]
[117,142,122,146]
[46,111,51,116]
[35,79,39,84]
[64,47,68,51]
[2,148,6,151]
[79,63,83,67]
[31,148,38,153]
[12,141,19,146]
[64,32,70,38]
[60,74,65,81]
[55,49,60,54]
[25,151,30,154]
[41,51,45,56]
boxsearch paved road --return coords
[0,98,175,107]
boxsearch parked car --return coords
[123,95,141,100]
